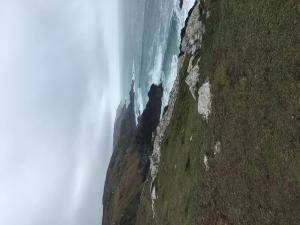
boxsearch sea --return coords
[119,0,195,118]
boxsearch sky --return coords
[0,0,121,225]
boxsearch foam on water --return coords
[123,0,196,117]
[162,55,178,107]
[136,88,144,118]
[153,0,196,110]
[149,45,164,86]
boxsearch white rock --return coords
[206,11,211,19]
[204,154,209,171]
[214,141,221,155]
[151,186,157,218]
[185,57,201,100]
[198,80,211,121]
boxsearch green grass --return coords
[136,0,300,224]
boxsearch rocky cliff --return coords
[102,83,163,225]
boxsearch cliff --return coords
[102,83,163,225]
[136,0,299,224]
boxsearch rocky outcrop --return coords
[179,1,197,56]
[185,56,200,100]
[102,83,163,225]
[179,0,183,9]
[197,80,211,121]
[135,84,163,180]
[181,2,205,55]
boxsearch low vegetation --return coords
[136,0,299,224]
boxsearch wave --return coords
[124,0,196,117]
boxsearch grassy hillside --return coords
[136,0,299,224]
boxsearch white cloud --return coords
[0,0,120,224]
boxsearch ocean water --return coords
[120,0,195,117]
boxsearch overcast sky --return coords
[0,0,120,224]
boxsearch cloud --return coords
[0,0,120,224]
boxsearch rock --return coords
[198,80,211,121]
[186,57,201,100]
[204,154,209,171]
[179,0,183,9]
[102,83,163,225]
[214,141,221,155]
[181,2,206,54]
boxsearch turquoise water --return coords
[120,0,194,116]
